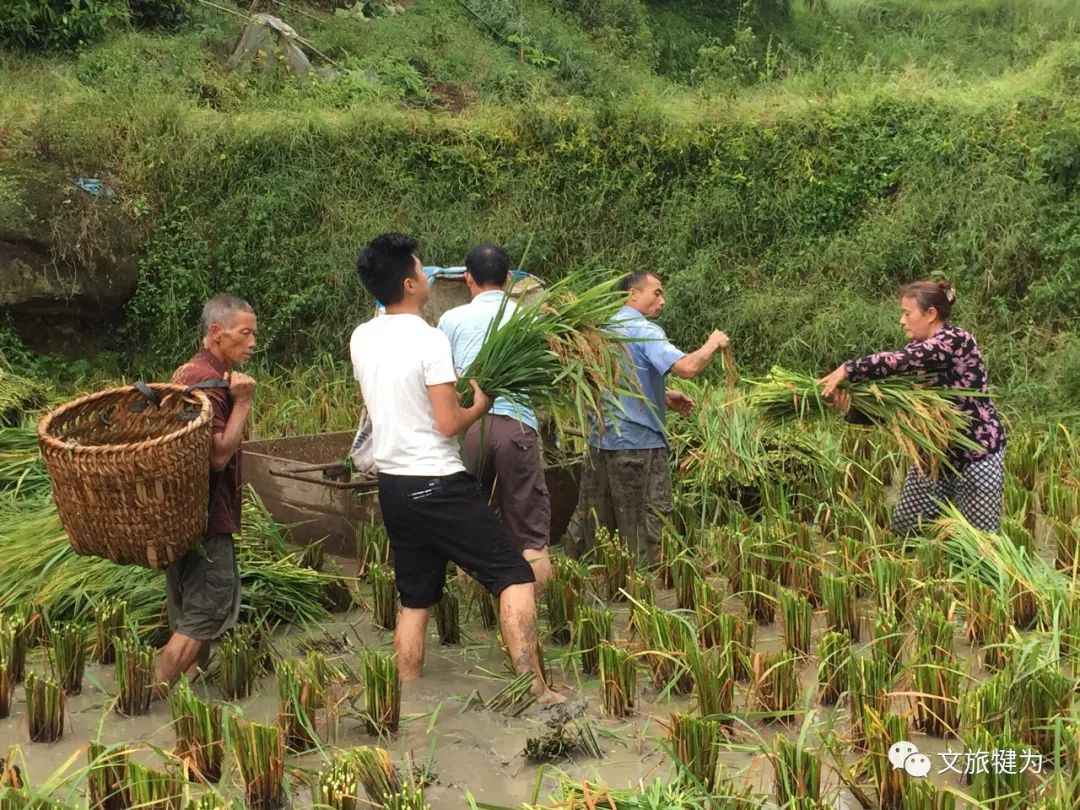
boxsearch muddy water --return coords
[0,570,1004,809]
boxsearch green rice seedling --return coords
[750,366,983,478]
[216,627,261,700]
[669,712,722,792]
[485,671,538,717]
[114,638,153,717]
[311,756,360,810]
[686,643,734,719]
[962,728,1028,807]
[25,672,65,742]
[963,577,996,647]
[572,605,613,676]
[362,650,400,735]
[839,537,871,599]
[1045,476,1079,524]
[779,589,813,657]
[228,717,285,810]
[1051,518,1079,572]
[0,656,11,719]
[93,599,127,666]
[47,623,86,696]
[369,563,398,631]
[170,677,224,783]
[658,527,684,590]
[900,775,956,810]
[912,602,959,738]
[463,575,497,630]
[383,786,430,810]
[959,671,1009,741]
[713,610,754,682]
[639,606,695,696]
[87,742,129,810]
[1010,579,1040,631]
[596,528,630,602]
[864,708,908,810]
[817,630,850,706]
[126,761,183,810]
[626,569,656,639]
[348,745,401,805]
[0,616,27,684]
[672,557,699,611]
[849,656,894,747]
[546,556,585,644]
[769,734,823,808]
[694,578,723,648]
[1013,661,1072,757]
[871,555,910,620]
[355,520,390,580]
[821,573,860,642]
[598,642,636,717]
[276,659,319,752]
[434,586,461,646]
[752,651,799,720]
[982,593,1013,671]
[741,572,776,625]
[873,612,905,677]
[320,560,355,613]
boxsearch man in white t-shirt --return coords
[350,232,560,703]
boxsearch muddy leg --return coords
[395,607,430,680]
[499,582,564,704]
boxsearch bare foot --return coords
[532,680,566,706]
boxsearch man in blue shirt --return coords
[438,244,552,591]
[567,269,729,564]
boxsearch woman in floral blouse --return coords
[819,280,1006,533]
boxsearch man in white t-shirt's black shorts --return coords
[351,233,561,704]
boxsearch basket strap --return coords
[132,380,161,408]
[183,378,231,397]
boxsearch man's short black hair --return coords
[465,242,510,288]
[356,232,419,306]
[618,268,658,292]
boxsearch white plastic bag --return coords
[349,408,379,478]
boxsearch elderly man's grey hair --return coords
[201,294,254,337]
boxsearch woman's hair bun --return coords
[936,280,957,304]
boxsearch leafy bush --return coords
[0,0,126,51]
[127,0,193,30]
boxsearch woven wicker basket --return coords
[37,383,218,569]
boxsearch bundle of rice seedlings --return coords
[595,528,629,602]
[769,733,822,809]
[0,656,11,719]
[524,716,604,763]
[184,793,243,810]
[572,605,613,676]
[752,651,798,720]
[982,592,1014,671]
[170,678,224,782]
[434,586,461,646]
[873,612,905,677]
[964,729,1029,807]
[320,560,355,613]
[355,520,390,580]
[849,656,894,746]
[546,556,585,644]
[779,589,812,657]
[749,366,983,477]
[369,563,398,631]
[671,557,699,611]
[959,671,1009,741]
[871,555,910,620]
[25,672,65,742]
[383,786,431,810]
[863,709,908,810]
[311,756,360,810]
[47,623,86,696]
[741,572,776,625]
[228,717,285,810]
[1051,518,1079,572]
[216,627,261,700]
[625,570,656,639]
[686,643,734,719]
[485,671,538,717]
[361,650,400,735]
[713,610,754,682]
[87,742,129,810]
[464,576,498,631]
[816,630,850,706]
[456,276,629,433]
[114,638,154,717]
[1013,661,1072,757]
[900,778,956,810]
[126,761,183,810]
[911,601,960,738]
[276,659,319,752]
[963,578,996,647]
[0,373,47,425]
[348,745,401,805]
[0,615,27,683]
[300,539,325,572]
[821,573,860,642]
[659,528,685,590]
[93,599,127,666]
[693,579,723,648]
[598,642,636,717]
[669,712,722,792]
[638,607,694,696]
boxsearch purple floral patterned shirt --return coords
[843,324,1006,468]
